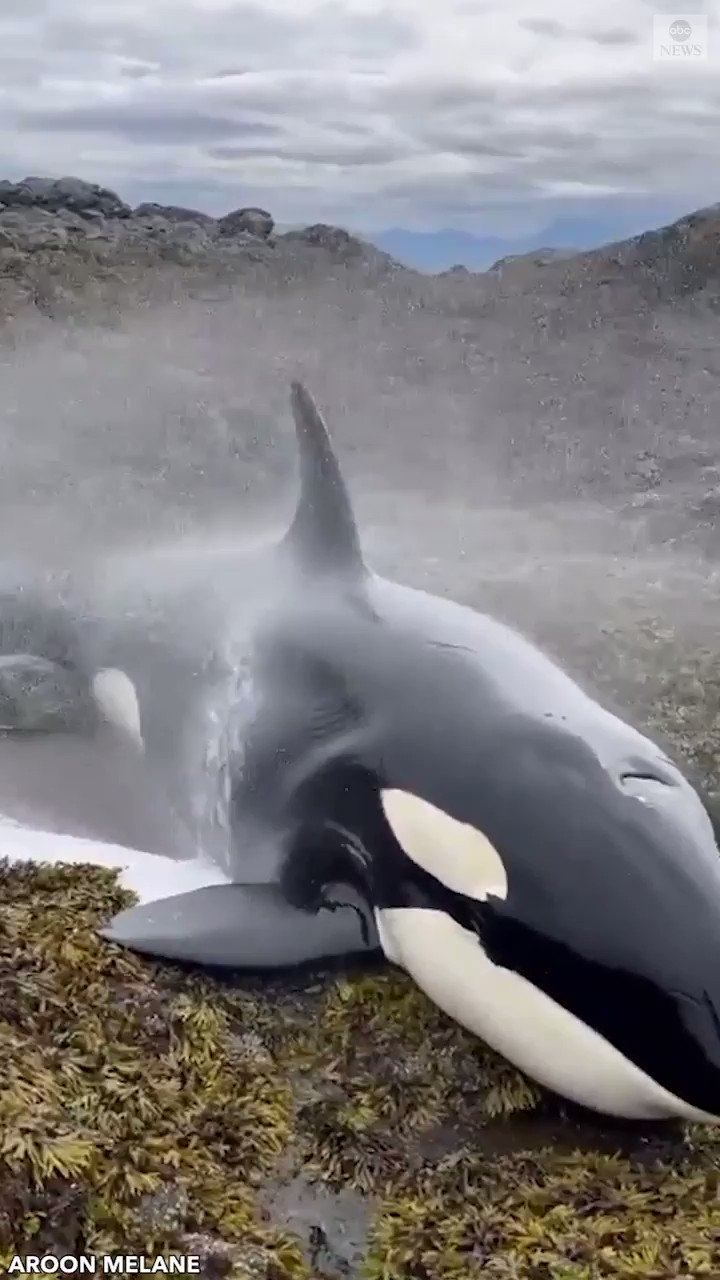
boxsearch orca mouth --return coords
[620,770,673,786]
[325,821,383,906]
[619,772,675,809]
[279,816,378,944]
[619,767,678,799]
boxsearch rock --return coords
[695,485,720,515]
[133,201,215,226]
[489,247,576,273]
[177,1234,233,1279]
[77,218,121,242]
[632,451,661,488]
[136,1185,190,1235]
[226,1030,274,1068]
[129,214,213,248]
[0,208,71,250]
[282,223,365,256]
[216,206,274,239]
[262,1174,373,1277]
[0,176,131,219]
[629,491,664,509]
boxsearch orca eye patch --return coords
[380,788,508,902]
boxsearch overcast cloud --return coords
[0,0,718,232]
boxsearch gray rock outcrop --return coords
[0,176,132,219]
[0,173,404,325]
[0,179,289,264]
[216,206,274,239]
[133,202,215,226]
[0,177,399,290]
[489,247,576,273]
[282,223,364,256]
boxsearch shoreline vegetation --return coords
[2,832,720,1278]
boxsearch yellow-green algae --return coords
[0,862,303,1277]
[2,855,720,1280]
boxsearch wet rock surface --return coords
[262,1173,374,1277]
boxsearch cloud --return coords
[18,103,281,146]
[0,0,718,232]
[586,26,640,46]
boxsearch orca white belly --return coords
[376,906,719,1123]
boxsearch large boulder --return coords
[0,208,73,251]
[123,213,216,261]
[133,202,215,226]
[0,176,131,219]
[216,206,274,239]
[279,224,399,277]
[282,223,365,257]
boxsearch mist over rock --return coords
[217,206,274,239]
[281,223,365,256]
[1,172,716,305]
[0,175,396,277]
[0,170,718,550]
[0,207,76,252]
[0,176,132,219]
[488,247,577,273]
[133,202,215,226]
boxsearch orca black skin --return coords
[102,381,720,1121]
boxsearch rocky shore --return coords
[0,174,386,258]
[0,175,403,325]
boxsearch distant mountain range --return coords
[368,206,699,273]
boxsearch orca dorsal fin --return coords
[284,381,365,578]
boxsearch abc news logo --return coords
[653,13,708,60]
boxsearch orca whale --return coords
[0,585,198,860]
[0,583,380,970]
[13,385,720,1121]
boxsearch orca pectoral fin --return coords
[99,880,382,971]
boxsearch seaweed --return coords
[0,862,304,1276]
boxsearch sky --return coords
[0,0,719,242]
